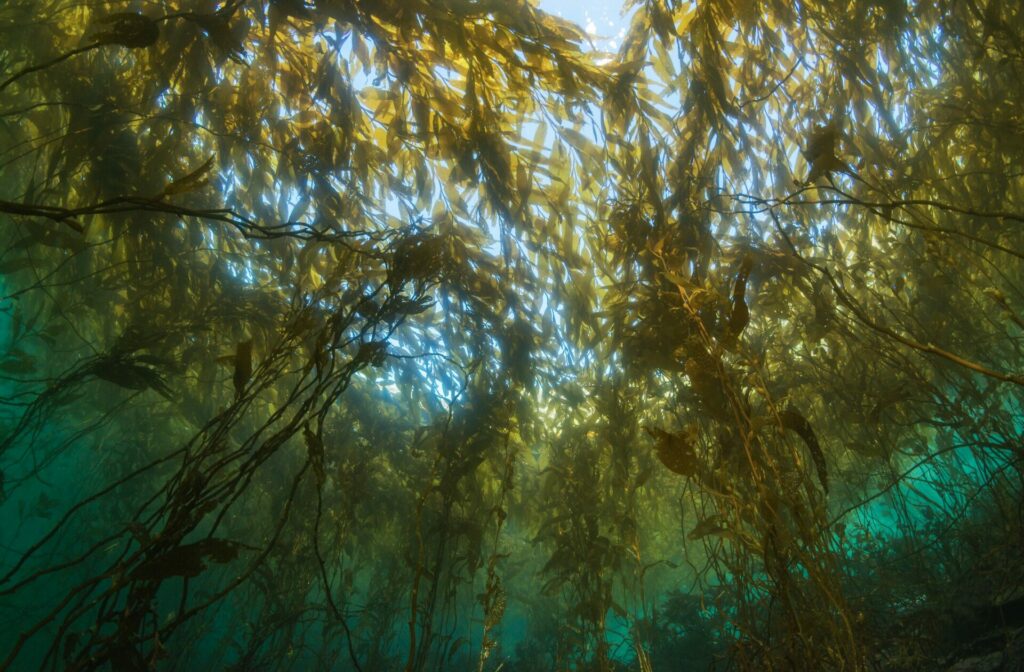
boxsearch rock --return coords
[1003,628,1024,672]
[946,652,1003,672]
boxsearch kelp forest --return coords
[1,0,1023,670]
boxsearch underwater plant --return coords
[1,0,1023,670]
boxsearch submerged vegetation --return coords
[1,0,1023,670]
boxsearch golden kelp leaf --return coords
[386,295,435,318]
[269,0,312,21]
[802,122,846,183]
[233,340,253,399]
[12,226,86,252]
[129,538,241,582]
[355,340,388,368]
[688,514,728,540]
[725,254,754,347]
[92,13,160,49]
[163,156,216,197]
[779,407,829,493]
[646,427,699,477]
[303,422,326,487]
[389,233,445,288]
[91,358,174,400]
[684,349,730,420]
[187,10,248,64]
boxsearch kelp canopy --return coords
[1,0,1022,670]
